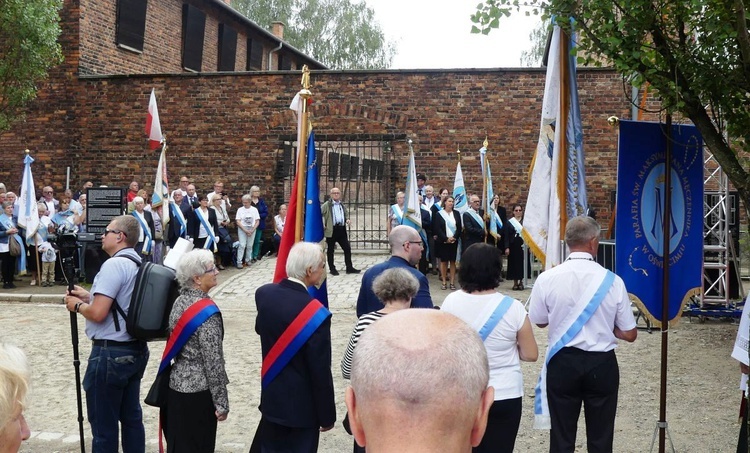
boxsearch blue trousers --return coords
[83,342,149,453]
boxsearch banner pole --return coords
[658,113,673,453]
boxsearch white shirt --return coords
[331,201,345,225]
[274,214,285,235]
[442,291,528,400]
[423,195,436,210]
[528,252,636,352]
[236,205,260,229]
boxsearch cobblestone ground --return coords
[0,252,742,452]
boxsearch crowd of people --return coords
[1,172,644,453]
[0,178,284,288]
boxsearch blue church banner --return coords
[615,120,703,325]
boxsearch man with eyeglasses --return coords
[356,225,434,317]
[64,215,150,452]
[463,194,487,252]
[172,176,190,198]
[39,186,58,217]
[320,187,359,276]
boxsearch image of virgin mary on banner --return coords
[615,120,703,326]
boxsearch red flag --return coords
[273,170,301,282]
[145,89,163,150]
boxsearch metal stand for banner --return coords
[684,147,745,321]
[649,421,676,453]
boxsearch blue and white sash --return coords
[196,209,218,252]
[439,210,456,239]
[132,211,153,255]
[391,204,403,224]
[433,202,443,212]
[421,204,431,219]
[467,209,486,231]
[533,269,616,429]
[478,296,514,341]
[170,202,187,238]
[492,210,503,230]
[509,217,523,236]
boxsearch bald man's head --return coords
[347,310,493,451]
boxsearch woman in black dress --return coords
[505,204,526,290]
[433,196,462,290]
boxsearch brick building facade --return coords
[0,0,652,234]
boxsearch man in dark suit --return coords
[418,196,432,275]
[167,191,192,248]
[251,242,336,453]
[182,184,199,210]
[356,225,434,317]
[131,196,155,262]
[320,187,359,275]
[462,194,486,251]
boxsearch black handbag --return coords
[144,363,171,408]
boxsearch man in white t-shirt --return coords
[529,216,637,452]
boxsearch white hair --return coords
[0,343,29,430]
[285,242,324,280]
[176,249,215,288]
[132,196,144,205]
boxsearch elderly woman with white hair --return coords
[0,343,31,452]
[235,194,259,268]
[251,242,336,452]
[165,249,229,452]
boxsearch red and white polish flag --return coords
[145,88,164,150]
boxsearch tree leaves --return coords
[0,0,63,131]
[472,0,750,215]
[233,0,395,69]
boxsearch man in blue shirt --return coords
[356,225,434,316]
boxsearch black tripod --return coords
[63,251,87,453]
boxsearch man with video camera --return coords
[64,215,149,452]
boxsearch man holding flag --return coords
[147,89,169,263]
[253,67,336,452]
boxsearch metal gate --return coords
[276,133,404,250]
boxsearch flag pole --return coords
[295,65,313,242]
[482,138,489,243]
[558,27,570,236]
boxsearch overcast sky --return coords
[363,0,542,69]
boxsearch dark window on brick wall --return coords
[282,143,293,177]
[182,4,206,72]
[328,152,339,180]
[247,38,263,70]
[116,0,148,52]
[278,54,292,70]
[362,159,372,182]
[218,24,237,71]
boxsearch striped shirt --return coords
[340,311,386,380]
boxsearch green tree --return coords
[471,0,750,215]
[233,0,396,69]
[520,19,549,67]
[0,0,63,131]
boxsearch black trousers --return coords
[547,347,619,453]
[326,225,353,271]
[250,417,320,453]
[0,251,14,284]
[474,397,522,453]
[165,388,217,453]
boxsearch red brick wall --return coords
[0,67,642,223]
[78,0,308,76]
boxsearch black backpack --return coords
[111,255,179,341]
